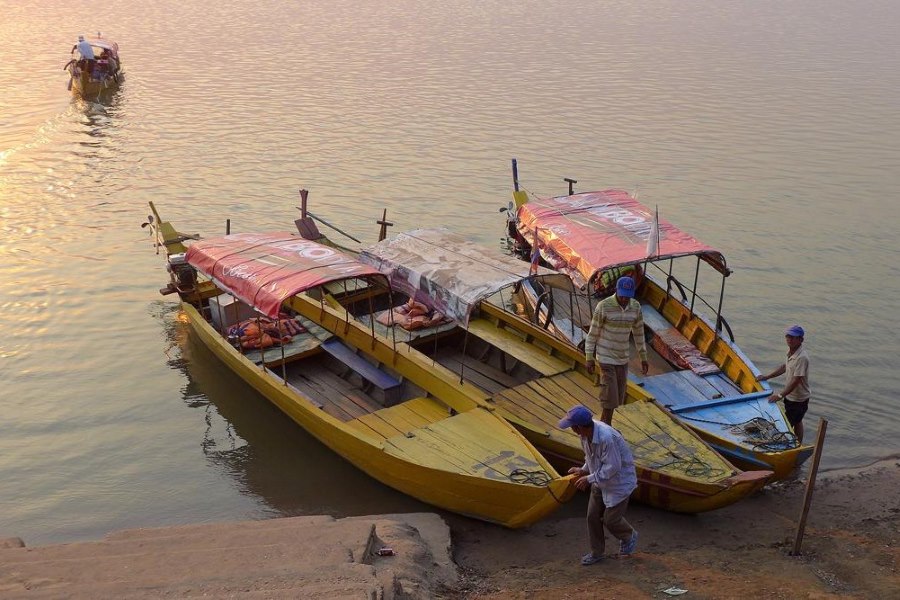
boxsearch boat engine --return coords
[164,252,197,294]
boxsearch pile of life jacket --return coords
[376,298,452,331]
[227,314,307,350]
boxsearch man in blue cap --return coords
[757,325,811,443]
[584,275,649,425]
[558,404,639,566]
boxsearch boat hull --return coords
[514,276,813,480]
[436,304,775,514]
[69,67,122,98]
[180,301,574,528]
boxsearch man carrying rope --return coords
[559,405,639,566]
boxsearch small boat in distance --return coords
[502,160,814,479]
[145,203,576,528]
[64,33,123,97]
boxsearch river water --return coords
[2,0,898,545]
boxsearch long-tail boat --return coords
[502,160,813,479]
[357,227,773,513]
[64,34,123,97]
[145,203,575,528]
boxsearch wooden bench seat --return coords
[320,337,402,405]
[641,304,720,376]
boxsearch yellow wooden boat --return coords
[358,228,773,513]
[65,34,123,98]
[502,162,813,479]
[146,204,575,528]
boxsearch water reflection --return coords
[153,302,430,518]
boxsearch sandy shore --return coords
[2,461,896,598]
[450,459,899,599]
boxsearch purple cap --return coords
[784,325,805,338]
[558,405,593,429]
[616,276,636,298]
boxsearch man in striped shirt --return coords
[585,276,649,425]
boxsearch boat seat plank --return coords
[466,318,571,376]
[641,304,720,376]
[320,337,402,402]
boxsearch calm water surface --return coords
[2,0,898,545]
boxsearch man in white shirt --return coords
[75,35,95,60]
[559,405,639,566]
[757,324,811,443]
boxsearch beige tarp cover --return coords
[359,228,564,324]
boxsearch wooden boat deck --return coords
[282,355,387,422]
[490,371,736,481]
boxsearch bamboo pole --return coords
[791,417,828,555]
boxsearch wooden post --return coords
[299,188,309,218]
[226,218,230,235]
[377,209,393,242]
[791,417,828,556]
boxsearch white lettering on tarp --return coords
[276,239,370,276]
[222,263,262,285]
[553,194,654,240]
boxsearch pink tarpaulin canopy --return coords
[185,232,386,318]
[516,190,727,289]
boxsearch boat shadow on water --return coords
[151,301,431,519]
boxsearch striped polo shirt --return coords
[584,295,648,366]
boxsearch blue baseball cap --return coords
[784,325,805,338]
[558,405,593,429]
[616,276,636,298]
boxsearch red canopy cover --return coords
[185,232,385,318]
[516,190,726,288]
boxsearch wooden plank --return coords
[675,370,722,399]
[307,369,383,421]
[466,318,571,376]
[351,413,406,438]
[507,384,572,428]
[548,373,598,405]
[436,353,507,395]
[372,403,430,433]
[460,356,523,389]
[703,373,743,398]
[491,387,560,431]
[669,391,772,414]
[401,396,451,423]
[529,377,587,413]
[345,416,391,440]
[557,370,600,398]
[320,338,401,392]
[383,435,472,474]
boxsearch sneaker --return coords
[581,552,604,566]
[620,531,639,556]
